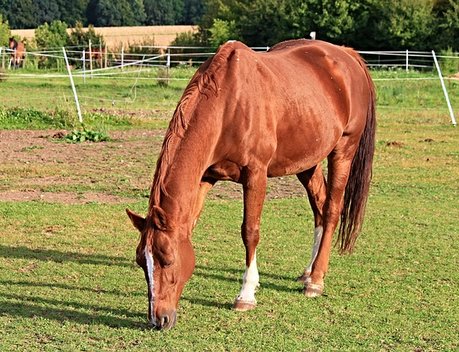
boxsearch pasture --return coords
[0,68,458,351]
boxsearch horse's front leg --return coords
[233,167,267,311]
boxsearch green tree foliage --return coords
[200,0,457,50]
[184,0,204,24]
[0,13,10,47]
[86,0,146,26]
[144,0,185,25]
[67,21,104,47]
[209,18,236,46]
[362,0,434,50]
[35,20,69,49]
[4,0,39,28]
[433,0,459,50]
[57,0,90,26]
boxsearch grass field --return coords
[0,67,458,351]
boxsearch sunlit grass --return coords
[0,67,458,350]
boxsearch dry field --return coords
[11,25,197,48]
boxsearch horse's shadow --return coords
[0,245,299,328]
[0,244,133,268]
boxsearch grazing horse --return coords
[9,37,26,68]
[127,39,376,330]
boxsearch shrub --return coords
[209,19,236,47]
[35,20,69,49]
[439,48,459,75]
[0,14,10,47]
[65,128,110,143]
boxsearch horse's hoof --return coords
[303,282,324,298]
[233,299,257,312]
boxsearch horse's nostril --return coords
[161,315,169,327]
[155,312,176,330]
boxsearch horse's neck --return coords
[153,112,218,222]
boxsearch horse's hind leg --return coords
[296,165,327,283]
[233,166,267,311]
[305,141,358,297]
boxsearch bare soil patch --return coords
[0,130,306,204]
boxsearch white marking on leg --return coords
[305,226,323,276]
[236,253,259,303]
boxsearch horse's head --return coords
[8,37,16,49]
[126,206,195,330]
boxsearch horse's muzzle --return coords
[150,310,177,330]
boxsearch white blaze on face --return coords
[306,226,323,275]
[236,252,259,303]
[145,246,154,296]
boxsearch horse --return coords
[126,39,376,330]
[9,37,26,69]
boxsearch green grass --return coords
[0,67,458,351]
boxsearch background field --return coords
[0,68,458,351]
[11,25,197,48]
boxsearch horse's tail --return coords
[338,53,376,253]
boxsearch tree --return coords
[0,13,10,47]
[6,0,39,28]
[68,21,104,47]
[184,0,204,24]
[35,20,69,49]
[86,0,145,26]
[433,0,459,50]
[57,0,91,26]
[209,18,236,46]
[144,0,185,25]
[368,0,434,50]
[35,0,61,25]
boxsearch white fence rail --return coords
[0,45,457,125]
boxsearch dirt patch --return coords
[0,130,306,204]
[0,190,133,204]
[386,141,404,148]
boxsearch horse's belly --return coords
[267,120,342,177]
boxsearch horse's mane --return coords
[148,42,241,213]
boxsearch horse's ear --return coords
[152,205,168,231]
[126,208,146,232]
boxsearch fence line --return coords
[1,45,457,125]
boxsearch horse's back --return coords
[210,40,372,176]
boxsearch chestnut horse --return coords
[127,39,376,330]
[9,38,26,68]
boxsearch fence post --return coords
[89,39,93,78]
[63,47,83,124]
[0,47,3,69]
[104,46,108,68]
[432,50,456,126]
[405,49,409,72]
[82,49,86,84]
[166,47,171,68]
[99,42,102,67]
[121,44,124,70]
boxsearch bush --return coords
[65,128,110,143]
[68,22,104,48]
[0,14,10,47]
[35,20,69,49]
[35,20,69,69]
[439,48,459,75]
[209,19,236,47]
